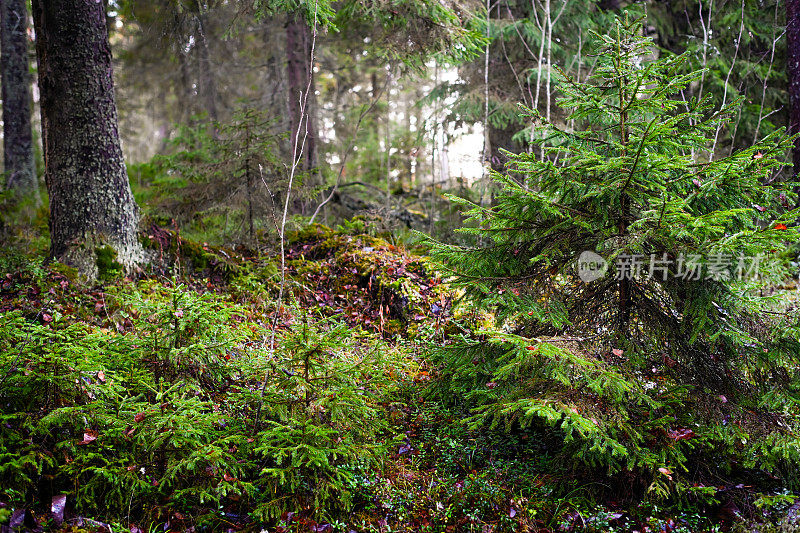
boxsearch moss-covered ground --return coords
[1,227,798,533]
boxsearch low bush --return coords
[0,280,406,530]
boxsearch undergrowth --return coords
[0,274,407,531]
[1,222,799,531]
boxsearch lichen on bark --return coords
[32,0,146,280]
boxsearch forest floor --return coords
[1,224,799,533]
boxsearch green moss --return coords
[281,227,452,335]
[95,245,123,282]
[173,238,212,271]
[229,260,281,303]
[288,223,335,245]
[140,226,245,278]
[289,258,331,278]
[49,261,79,283]
[383,318,406,335]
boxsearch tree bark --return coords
[173,10,195,125]
[286,14,317,176]
[192,0,219,123]
[1,0,39,204]
[32,0,145,279]
[788,0,800,190]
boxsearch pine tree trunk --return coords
[788,0,800,196]
[32,0,145,279]
[174,11,195,124]
[192,1,219,123]
[286,14,317,175]
[1,0,39,204]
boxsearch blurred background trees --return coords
[1,0,38,208]
[0,0,792,245]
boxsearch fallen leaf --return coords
[78,430,98,445]
[612,348,624,357]
[9,509,26,529]
[666,428,696,441]
[51,495,66,523]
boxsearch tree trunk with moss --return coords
[1,0,39,204]
[32,0,145,279]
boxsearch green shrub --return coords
[252,313,405,521]
[0,279,406,529]
[425,12,800,494]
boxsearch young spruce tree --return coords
[429,15,800,482]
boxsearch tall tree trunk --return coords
[788,0,800,191]
[286,14,317,177]
[174,11,195,125]
[192,1,218,123]
[32,0,145,279]
[385,69,392,211]
[1,0,39,204]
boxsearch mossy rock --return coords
[284,224,451,336]
[288,223,336,245]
